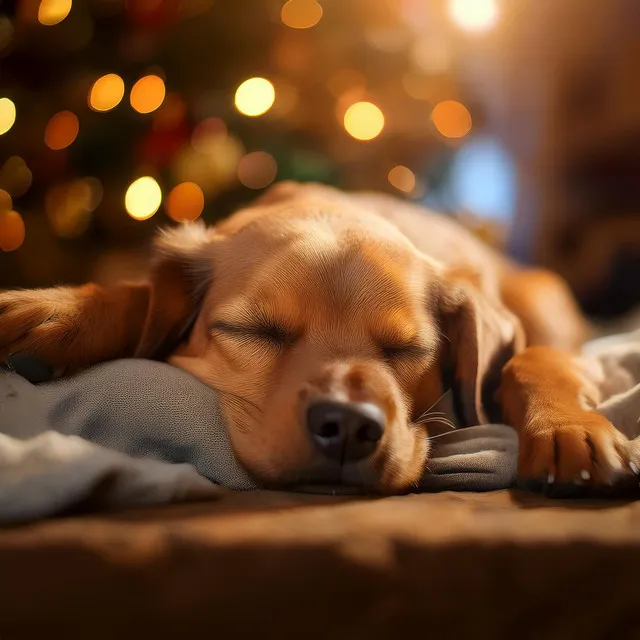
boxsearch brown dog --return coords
[0,182,633,493]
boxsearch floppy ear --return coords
[439,275,525,426]
[135,222,217,359]
[0,222,216,373]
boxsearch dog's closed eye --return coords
[211,320,297,348]
[380,342,432,362]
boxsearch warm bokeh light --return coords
[448,0,498,32]
[432,100,472,138]
[166,182,204,221]
[0,209,25,252]
[0,98,16,135]
[46,178,101,238]
[281,0,323,29]
[0,156,32,197]
[89,74,125,112]
[38,0,72,25]
[388,165,416,194]
[237,151,278,190]
[234,77,275,117]
[0,189,12,211]
[191,117,227,153]
[44,110,79,150]
[125,176,162,220]
[343,101,385,141]
[130,74,166,114]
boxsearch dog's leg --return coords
[500,269,590,350]
[0,283,151,374]
[499,345,635,494]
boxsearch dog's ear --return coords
[438,272,525,425]
[135,222,217,359]
[0,222,217,373]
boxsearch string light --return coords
[431,100,472,138]
[448,0,498,33]
[38,0,72,25]
[388,166,416,193]
[237,151,278,189]
[44,110,79,150]
[234,78,275,117]
[0,98,16,135]
[125,176,162,220]
[130,75,166,114]
[166,182,204,221]
[343,101,385,141]
[0,209,25,252]
[89,74,125,112]
[281,0,323,29]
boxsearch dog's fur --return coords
[0,182,633,493]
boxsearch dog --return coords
[0,182,633,494]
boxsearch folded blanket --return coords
[1,330,638,523]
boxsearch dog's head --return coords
[139,183,520,493]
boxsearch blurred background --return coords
[0,0,638,318]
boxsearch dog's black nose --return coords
[306,400,385,462]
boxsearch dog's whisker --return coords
[414,389,452,422]
[415,415,457,430]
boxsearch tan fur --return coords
[0,182,632,493]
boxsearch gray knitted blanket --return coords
[1,331,638,523]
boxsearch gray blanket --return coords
[1,331,638,523]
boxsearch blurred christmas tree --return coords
[0,0,491,287]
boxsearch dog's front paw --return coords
[0,288,79,363]
[517,411,634,497]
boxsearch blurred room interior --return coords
[0,0,638,319]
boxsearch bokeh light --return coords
[166,182,204,221]
[130,74,166,114]
[388,165,416,194]
[448,0,498,33]
[0,98,16,135]
[0,157,32,197]
[0,209,25,252]
[125,176,162,220]
[44,110,79,150]
[432,100,472,138]
[234,77,275,117]
[237,151,278,189]
[89,74,125,112]
[37,0,72,25]
[281,0,323,29]
[46,178,102,238]
[343,101,385,141]
[0,189,11,211]
[191,117,227,153]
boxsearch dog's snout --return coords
[306,400,385,462]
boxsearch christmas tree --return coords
[0,0,496,288]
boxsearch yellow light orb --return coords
[0,98,16,135]
[89,74,125,112]
[130,74,166,114]
[125,176,162,221]
[448,0,498,33]
[0,209,25,252]
[166,182,204,222]
[343,101,385,141]
[431,100,472,139]
[237,151,278,190]
[234,77,275,117]
[281,0,323,29]
[388,166,416,194]
[38,0,72,25]
[44,110,79,150]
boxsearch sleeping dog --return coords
[0,182,633,493]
